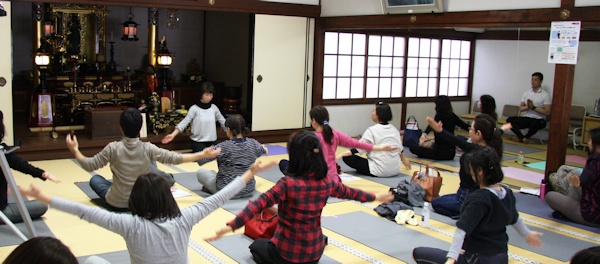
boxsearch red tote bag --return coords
[244,206,278,239]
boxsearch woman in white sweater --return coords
[19,161,276,264]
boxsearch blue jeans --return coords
[90,175,112,199]
[413,247,508,264]
[431,186,471,219]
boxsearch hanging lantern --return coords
[121,8,139,41]
[43,19,54,37]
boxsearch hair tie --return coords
[313,148,320,153]
[322,120,329,126]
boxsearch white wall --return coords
[471,40,599,117]
[320,0,600,17]
[0,1,13,145]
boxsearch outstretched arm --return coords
[181,146,222,162]
[66,134,87,162]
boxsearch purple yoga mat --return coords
[566,155,587,166]
[502,166,544,185]
[264,145,288,156]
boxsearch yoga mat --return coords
[402,148,461,167]
[525,161,547,171]
[77,251,131,264]
[208,234,341,264]
[503,143,543,154]
[502,154,518,161]
[347,172,411,188]
[0,219,55,247]
[264,145,288,156]
[514,192,600,233]
[502,167,545,184]
[414,206,597,262]
[524,162,583,173]
[322,211,449,262]
[74,182,129,212]
[566,155,587,166]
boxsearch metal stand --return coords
[0,145,37,240]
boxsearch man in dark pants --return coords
[506,72,552,144]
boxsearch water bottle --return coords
[540,180,547,200]
[421,202,431,227]
[517,151,524,165]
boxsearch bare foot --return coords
[522,138,529,145]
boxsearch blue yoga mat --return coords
[503,143,544,154]
[525,161,583,172]
[264,145,288,156]
[322,211,449,263]
[209,234,340,264]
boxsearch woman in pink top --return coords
[309,105,397,182]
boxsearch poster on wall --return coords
[548,21,581,65]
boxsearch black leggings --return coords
[409,144,455,160]
[249,238,319,264]
[342,149,373,176]
[506,116,546,139]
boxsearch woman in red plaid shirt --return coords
[208,130,394,263]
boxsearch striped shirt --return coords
[581,153,600,224]
[228,174,376,263]
[197,138,266,196]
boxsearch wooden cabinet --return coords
[582,116,600,146]
[84,108,125,139]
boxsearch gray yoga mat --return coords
[209,234,341,264]
[77,251,131,264]
[502,143,543,154]
[0,219,55,247]
[74,181,130,212]
[414,205,598,262]
[345,171,411,188]
[514,192,600,233]
[322,211,449,262]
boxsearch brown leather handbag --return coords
[411,163,443,202]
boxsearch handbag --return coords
[403,115,422,148]
[244,206,278,239]
[411,163,443,202]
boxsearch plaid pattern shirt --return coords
[228,174,376,262]
[581,153,600,224]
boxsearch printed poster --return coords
[548,21,581,64]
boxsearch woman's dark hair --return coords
[119,108,143,138]
[479,94,498,121]
[3,237,78,264]
[129,173,181,221]
[571,246,600,264]
[465,146,504,187]
[201,82,216,95]
[473,113,503,159]
[0,110,4,142]
[310,105,334,145]
[375,101,392,124]
[225,114,249,137]
[589,127,600,155]
[434,95,453,117]
[285,131,327,180]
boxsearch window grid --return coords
[322,32,471,101]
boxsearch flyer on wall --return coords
[548,21,581,65]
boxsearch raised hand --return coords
[65,134,79,152]
[426,116,443,133]
[161,134,174,144]
[249,160,278,175]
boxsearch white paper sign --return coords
[548,21,581,65]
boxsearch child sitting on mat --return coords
[207,131,394,264]
[19,161,277,264]
[66,108,221,211]
[413,146,543,264]
[196,114,267,198]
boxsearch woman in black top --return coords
[0,110,61,224]
[409,95,470,160]
[428,114,504,219]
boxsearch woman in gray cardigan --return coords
[19,161,277,264]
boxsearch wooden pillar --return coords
[148,8,158,68]
[545,64,575,178]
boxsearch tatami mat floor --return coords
[1,137,598,263]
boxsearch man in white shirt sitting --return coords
[506,72,552,144]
